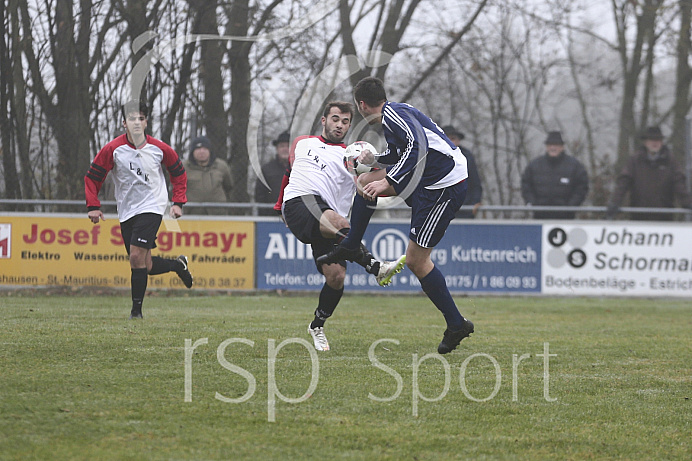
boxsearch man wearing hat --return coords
[255,131,291,215]
[607,126,692,221]
[443,125,483,219]
[183,135,233,215]
[521,130,589,219]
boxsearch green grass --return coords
[0,293,690,460]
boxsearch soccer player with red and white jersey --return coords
[84,100,193,319]
[275,101,406,351]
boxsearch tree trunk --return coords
[227,0,251,203]
[614,0,660,170]
[196,0,228,161]
[53,0,93,200]
[0,0,20,203]
[671,0,692,163]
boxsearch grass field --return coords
[0,292,690,460]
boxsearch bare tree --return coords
[193,0,227,159]
[20,0,123,200]
[612,0,663,168]
[339,0,424,88]
[671,0,692,162]
[224,0,285,204]
[0,1,22,203]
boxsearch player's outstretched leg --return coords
[376,255,407,287]
[318,195,377,265]
[322,243,406,287]
[316,243,364,265]
[175,255,193,288]
[148,255,193,289]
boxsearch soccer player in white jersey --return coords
[84,100,193,319]
[319,78,474,354]
[275,101,406,351]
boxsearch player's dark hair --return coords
[121,100,149,121]
[323,101,354,119]
[353,77,387,107]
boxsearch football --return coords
[344,141,378,175]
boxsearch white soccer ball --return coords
[344,141,378,175]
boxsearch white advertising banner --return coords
[542,222,692,297]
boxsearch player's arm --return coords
[381,110,425,187]
[372,143,400,166]
[85,144,114,222]
[162,144,187,216]
[464,149,483,205]
[273,169,290,214]
[273,135,303,214]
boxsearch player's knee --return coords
[406,257,422,275]
[356,174,370,189]
[405,253,433,279]
[323,264,346,288]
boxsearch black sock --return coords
[357,244,381,275]
[310,283,344,329]
[420,265,464,329]
[149,256,176,275]
[131,268,148,313]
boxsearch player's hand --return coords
[472,202,482,216]
[275,209,288,226]
[88,210,105,223]
[362,178,389,201]
[357,149,376,167]
[170,205,183,219]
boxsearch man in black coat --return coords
[607,126,692,221]
[255,131,291,215]
[521,131,589,219]
[443,125,483,219]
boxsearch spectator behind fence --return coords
[607,126,692,221]
[183,136,233,215]
[521,131,589,219]
[255,131,291,215]
[443,125,482,219]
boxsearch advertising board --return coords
[542,223,692,297]
[256,221,543,293]
[0,216,254,290]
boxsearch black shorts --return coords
[283,196,347,271]
[120,213,162,254]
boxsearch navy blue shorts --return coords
[406,181,467,248]
[120,213,162,254]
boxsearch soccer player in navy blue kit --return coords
[318,77,474,354]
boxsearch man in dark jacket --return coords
[183,136,233,215]
[255,131,291,215]
[607,126,692,221]
[521,131,589,219]
[443,125,483,219]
